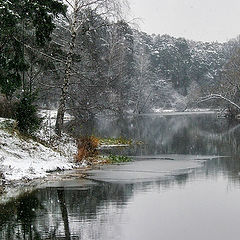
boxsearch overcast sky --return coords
[127,0,240,42]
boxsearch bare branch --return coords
[197,94,240,110]
[23,44,66,64]
[64,0,75,9]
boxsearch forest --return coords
[1,0,240,135]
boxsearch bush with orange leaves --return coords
[75,136,99,162]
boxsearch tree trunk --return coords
[55,2,78,136]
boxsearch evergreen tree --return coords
[15,91,42,134]
[0,0,66,99]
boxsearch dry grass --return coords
[75,136,99,162]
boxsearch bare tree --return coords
[194,43,240,116]
[101,20,134,114]
[132,46,153,113]
[220,48,240,104]
[55,0,127,136]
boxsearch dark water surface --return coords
[2,113,240,240]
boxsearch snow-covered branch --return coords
[197,94,240,110]
[23,43,66,64]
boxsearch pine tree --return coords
[0,0,66,99]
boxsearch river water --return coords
[1,113,240,240]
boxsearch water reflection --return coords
[0,172,198,239]
[0,192,43,239]
[1,161,240,239]
[2,113,240,239]
[67,113,240,156]
[1,163,240,240]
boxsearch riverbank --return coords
[0,118,79,199]
[0,116,132,202]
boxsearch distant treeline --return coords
[1,0,240,122]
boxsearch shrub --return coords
[76,136,99,162]
[15,92,42,134]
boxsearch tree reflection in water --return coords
[0,177,192,239]
[0,192,43,239]
[57,189,71,240]
[68,113,240,157]
[1,114,240,238]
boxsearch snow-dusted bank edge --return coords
[0,128,76,182]
[0,117,80,200]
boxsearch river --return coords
[1,112,240,240]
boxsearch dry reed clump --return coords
[75,136,99,162]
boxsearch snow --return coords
[0,129,75,181]
[99,144,130,149]
[152,108,175,113]
[152,108,215,114]
[38,109,74,129]
[0,117,76,182]
[35,110,77,159]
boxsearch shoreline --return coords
[0,116,131,203]
[0,109,219,203]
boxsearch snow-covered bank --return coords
[0,118,76,182]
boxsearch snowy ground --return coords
[0,117,77,183]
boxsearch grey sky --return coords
[127,0,240,42]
